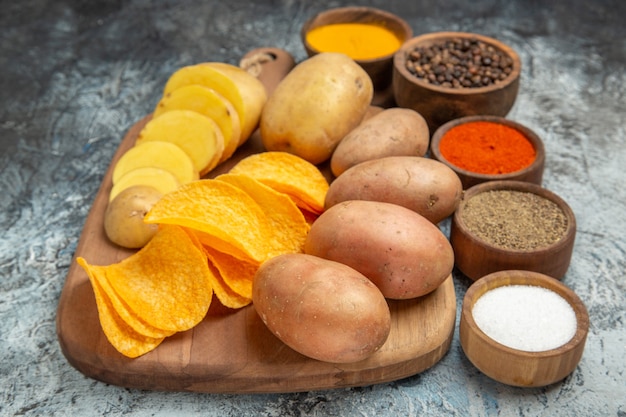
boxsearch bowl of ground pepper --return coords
[450,180,576,281]
[430,115,545,189]
[460,270,589,387]
[302,7,413,107]
[393,32,521,132]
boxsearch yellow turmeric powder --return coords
[306,23,402,60]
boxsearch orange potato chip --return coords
[181,225,205,251]
[144,179,271,263]
[288,195,325,218]
[300,208,320,225]
[91,225,213,332]
[203,245,257,300]
[79,262,164,358]
[228,151,329,214]
[78,258,175,339]
[205,258,252,309]
[188,229,262,263]
[216,173,310,258]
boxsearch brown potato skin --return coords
[252,253,391,363]
[362,105,384,122]
[104,185,162,249]
[305,200,454,299]
[330,108,430,177]
[325,156,463,224]
[260,53,373,165]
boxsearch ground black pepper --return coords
[461,190,568,250]
[405,37,514,88]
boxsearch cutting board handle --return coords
[240,47,296,96]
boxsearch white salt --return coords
[472,285,577,352]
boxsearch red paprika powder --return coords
[439,121,536,174]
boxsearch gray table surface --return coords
[1,0,625,415]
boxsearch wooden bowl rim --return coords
[393,31,521,95]
[301,6,413,64]
[453,180,577,255]
[461,270,589,358]
[430,115,546,181]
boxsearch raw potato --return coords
[112,141,198,186]
[153,84,241,162]
[163,63,267,144]
[109,167,179,202]
[104,185,163,248]
[305,200,454,300]
[136,110,225,176]
[253,253,391,363]
[201,62,268,144]
[260,52,373,165]
[362,105,384,122]
[325,156,463,224]
[330,108,430,177]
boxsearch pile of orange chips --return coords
[77,225,213,357]
[229,151,328,217]
[77,151,329,358]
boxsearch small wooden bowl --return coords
[393,32,521,132]
[450,180,576,280]
[301,6,413,106]
[430,115,545,189]
[460,270,589,387]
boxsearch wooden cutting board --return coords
[56,48,457,394]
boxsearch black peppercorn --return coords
[405,37,514,89]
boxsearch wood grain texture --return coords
[55,52,457,393]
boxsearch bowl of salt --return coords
[460,270,589,387]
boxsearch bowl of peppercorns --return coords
[393,32,521,132]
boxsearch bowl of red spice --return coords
[301,6,413,107]
[430,115,545,189]
[460,270,589,387]
[450,180,576,281]
[393,32,521,132]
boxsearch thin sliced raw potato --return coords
[109,166,179,202]
[112,141,198,186]
[203,245,257,300]
[136,110,225,176]
[163,63,267,144]
[153,85,241,163]
[93,225,213,332]
[228,151,329,214]
[77,258,165,358]
[216,173,310,258]
[144,179,272,263]
[201,63,267,144]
